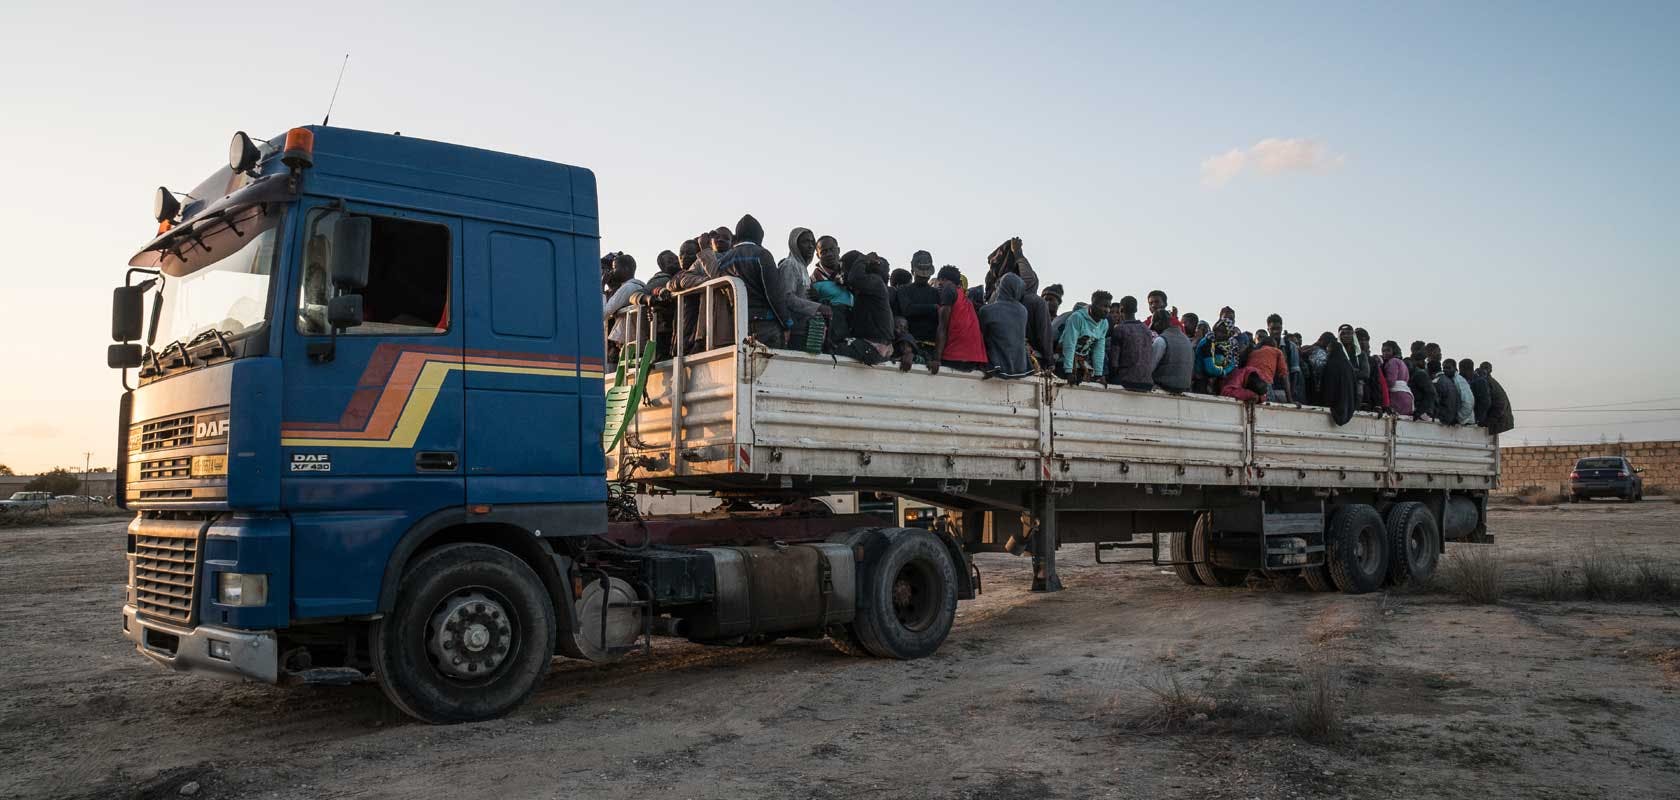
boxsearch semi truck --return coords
[109,126,1499,724]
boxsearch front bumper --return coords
[122,604,279,683]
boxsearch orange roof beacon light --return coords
[281,127,315,171]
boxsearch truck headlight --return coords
[217,573,268,607]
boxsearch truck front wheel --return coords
[849,531,958,659]
[373,543,556,724]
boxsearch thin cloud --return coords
[7,421,61,438]
[1499,344,1530,357]
[1201,138,1346,186]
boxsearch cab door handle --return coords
[415,451,459,471]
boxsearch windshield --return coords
[150,209,280,348]
[1576,458,1625,470]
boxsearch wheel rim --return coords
[1407,523,1428,566]
[426,588,517,682]
[891,559,940,633]
[1355,524,1384,576]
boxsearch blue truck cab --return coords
[113,127,612,720]
[111,126,964,723]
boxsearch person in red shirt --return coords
[1146,290,1183,333]
[1245,332,1293,403]
[929,266,986,374]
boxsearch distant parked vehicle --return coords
[0,491,55,512]
[1569,457,1644,503]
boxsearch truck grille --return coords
[139,457,193,480]
[134,530,200,625]
[136,413,195,453]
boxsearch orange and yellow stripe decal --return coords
[281,344,603,449]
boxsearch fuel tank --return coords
[680,544,856,641]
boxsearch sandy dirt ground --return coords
[3,503,1678,800]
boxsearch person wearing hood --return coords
[930,265,987,374]
[1478,362,1514,435]
[780,227,815,297]
[1057,291,1110,384]
[985,238,1054,366]
[777,227,826,326]
[834,252,909,368]
[1319,330,1359,425]
[639,249,683,360]
[978,272,1034,379]
[1337,326,1368,409]
[716,214,794,347]
[894,251,942,350]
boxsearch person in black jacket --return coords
[1408,356,1438,421]
[716,214,794,347]
[1461,358,1492,426]
[1478,362,1515,434]
[1320,332,1358,426]
[893,251,942,352]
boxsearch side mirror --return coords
[330,216,372,291]
[108,343,143,369]
[328,294,364,329]
[112,285,147,342]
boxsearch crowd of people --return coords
[603,214,1515,434]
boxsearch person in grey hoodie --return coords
[977,272,1034,378]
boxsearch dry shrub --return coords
[1514,485,1564,506]
[1127,673,1220,732]
[1578,548,1678,602]
[1289,661,1345,743]
[1435,546,1505,604]
[1535,563,1575,601]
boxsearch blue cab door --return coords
[460,219,605,511]
[279,200,465,618]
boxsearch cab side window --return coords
[297,210,452,336]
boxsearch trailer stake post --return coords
[1031,490,1063,592]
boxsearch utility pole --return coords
[82,452,91,496]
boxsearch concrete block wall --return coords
[1498,439,1680,495]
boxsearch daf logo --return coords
[195,419,230,439]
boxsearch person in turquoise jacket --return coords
[1056,291,1110,383]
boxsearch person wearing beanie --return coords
[894,250,942,350]
[716,213,797,346]
[602,253,645,360]
[1041,284,1064,319]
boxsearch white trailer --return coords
[610,278,1498,593]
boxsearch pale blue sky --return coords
[2,1,1677,472]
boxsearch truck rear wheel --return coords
[1169,530,1203,586]
[1190,513,1247,587]
[372,543,555,724]
[1385,502,1440,586]
[850,530,958,659]
[1326,504,1388,594]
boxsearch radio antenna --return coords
[322,54,349,126]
